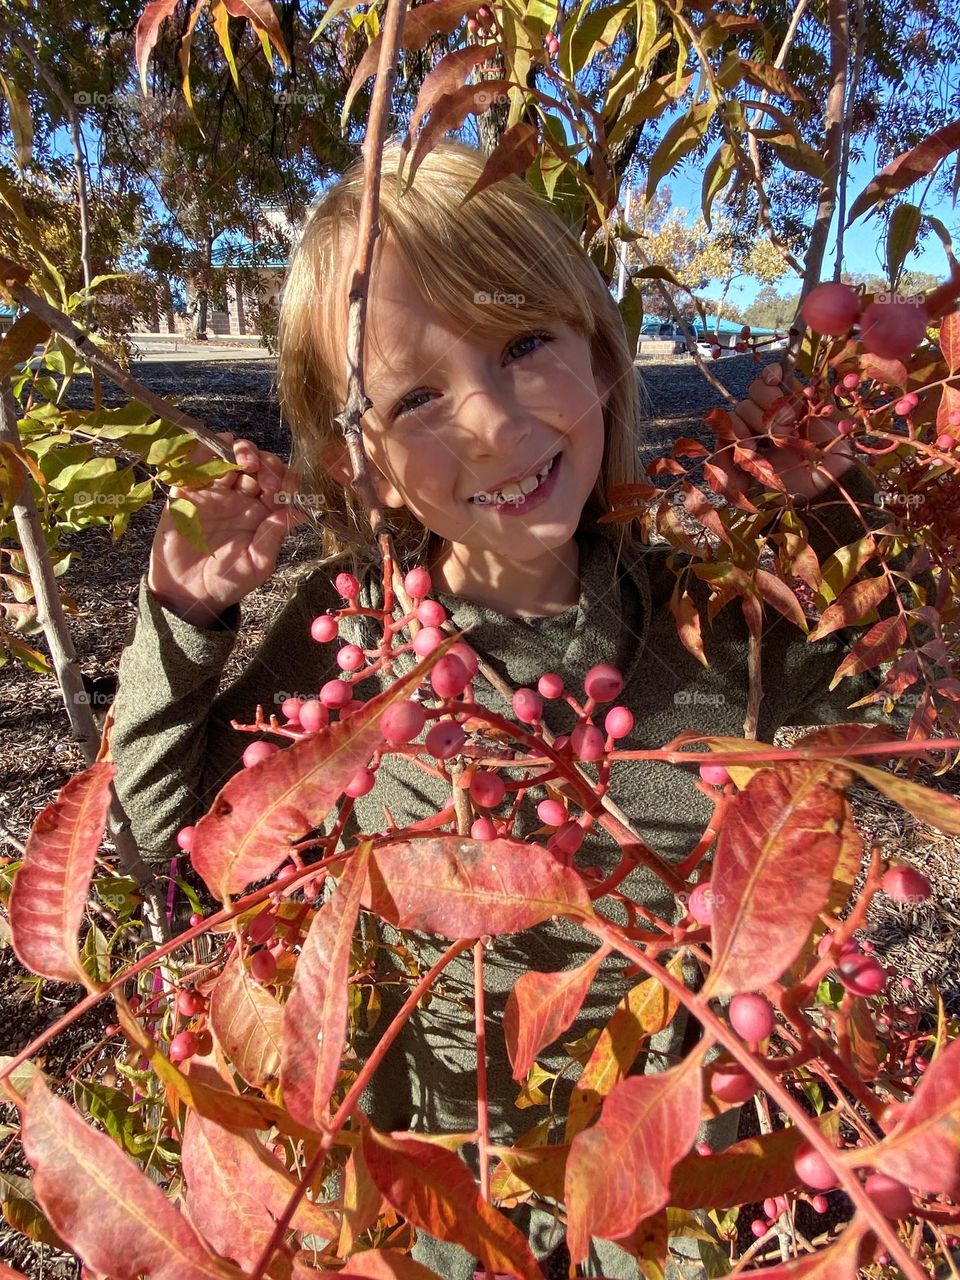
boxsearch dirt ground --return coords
[1,351,958,1277]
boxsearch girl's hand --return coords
[711,362,856,503]
[147,432,309,626]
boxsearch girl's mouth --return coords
[468,452,561,515]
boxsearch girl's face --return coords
[328,242,610,568]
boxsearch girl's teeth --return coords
[471,453,555,504]
[498,481,523,499]
[519,474,539,495]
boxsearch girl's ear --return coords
[320,441,406,509]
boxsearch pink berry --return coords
[571,723,605,761]
[471,817,497,841]
[554,735,570,751]
[794,1145,836,1191]
[538,673,564,699]
[842,372,861,391]
[750,1219,767,1239]
[412,626,444,657]
[549,820,584,856]
[583,664,624,703]
[449,642,479,678]
[188,913,203,928]
[177,989,204,1017]
[604,706,634,738]
[281,696,304,723]
[470,771,506,808]
[864,1172,912,1219]
[729,993,775,1042]
[243,740,279,768]
[537,799,566,827]
[246,910,276,945]
[801,283,862,335]
[763,1197,778,1220]
[811,1194,829,1214]
[425,720,466,759]
[169,1030,198,1063]
[688,881,716,925]
[881,865,931,902]
[710,1064,757,1104]
[936,432,956,450]
[512,688,543,724]
[417,599,446,627]
[699,762,731,786]
[310,614,339,643]
[345,767,375,798]
[803,385,819,399]
[335,572,360,600]
[894,397,914,416]
[403,567,432,598]
[696,1142,712,1156]
[336,644,365,672]
[176,825,196,852]
[467,15,479,32]
[380,700,426,744]
[320,679,353,709]
[837,418,857,435]
[837,951,887,997]
[859,300,927,360]
[298,699,328,733]
[431,654,470,699]
[251,949,277,984]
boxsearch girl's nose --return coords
[456,380,532,458]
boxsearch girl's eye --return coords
[392,329,555,419]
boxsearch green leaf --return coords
[167,496,211,553]
[81,923,112,986]
[73,1080,153,1160]
[701,142,736,231]
[563,1,630,79]
[47,456,116,494]
[886,203,922,289]
[646,99,717,201]
[144,431,196,466]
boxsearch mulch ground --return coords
[1,351,958,1277]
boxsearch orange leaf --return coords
[682,482,732,547]
[281,843,371,1130]
[363,836,593,936]
[0,313,50,379]
[670,588,708,668]
[135,0,181,95]
[221,0,291,67]
[464,122,539,203]
[209,950,282,1090]
[309,1252,444,1278]
[830,614,908,686]
[491,1142,568,1203]
[9,760,114,987]
[362,1128,542,1280]
[407,44,492,139]
[940,308,960,375]
[807,574,891,643]
[564,1044,706,1264]
[848,118,960,224]
[19,1074,241,1279]
[754,569,809,632]
[504,947,607,1083]
[672,437,709,458]
[745,1226,866,1276]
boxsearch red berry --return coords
[345,767,376,798]
[177,989,204,1018]
[583,664,624,702]
[711,345,722,359]
[298,699,328,732]
[801,283,862,335]
[246,910,276,945]
[412,626,444,657]
[310,614,339,643]
[449,642,479,678]
[864,1172,912,1219]
[710,1064,757,1104]
[335,572,360,599]
[571,723,605,761]
[838,951,887,997]
[699,762,731,786]
[750,1219,767,1239]
[842,372,861,391]
[336,644,365,672]
[729,993,775,1042]
[859,300,927,360]
[470,771,506,808]
[538,673,564,699]
[128,994,143,1012]
[194,1029,213,1056]
[188,913,203,928]
[881,865,931,902]
[696,1141,712,1156]
[537,799,566,827]
[169,1030,198,1063]
[380,700,426,744]
[471,817,497,841]
[937,432,956,450]
[688,881,716,925]
[425,720,466,759]
[417,599,446,627]
[281,696,304,723]
[404,567,432,598]
[320,679,353,709]
[431,654,470,699]
[811,1194,829,1214]
[512,688,543,724]
[243,740,279,768]
[176,825,196,852]
[794,1145,836,1191]
[604,706,634,738]
[251,949,277,984]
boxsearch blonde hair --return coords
[276,134,649,579]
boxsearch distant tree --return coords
[742,285,801,332]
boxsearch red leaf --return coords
[830,614,908,686]
[672,437,709,458]
[409,81,511,184]
[19,1074,241,1279]
[337,1144,387,1256]
[936,382,960,431]
[860,1036,960,1195]
[464,122,539,203]
[407,44,492,138]
[192,655,426,898]
[848,118,960,224]
[181,1111,337,1268]
[940,309,960,375]
[361,1128,542,1280]
[564,1045,706,1264]
[307,1253,443,1278]
[134,0,180,95]
[682,482,732,547]
[220,0,291,67]
[209,949,283,1090]
[504,948,607,1083]
[744,1227,865,1276]
[859,353,907,388]
[704,761,857,997]
[363,836,593,936]
[670,589,709,669]
[281,844,370,1130]
[754,569,809,632]
[9,760,114,986]
[808,574,891,643]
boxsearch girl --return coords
[112,137,886,1278]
